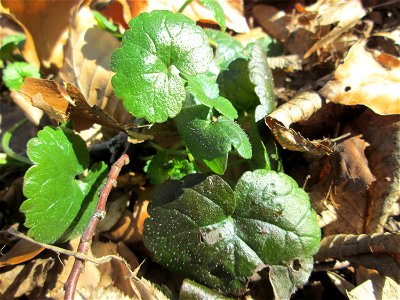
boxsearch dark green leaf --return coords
[205,29,244,70]
[180,279,232,300]
[244,36,283,58]
[199,0,226,31]
[144,170,321,294]
[3,62,40,91]
[111,10,213,123]
[185,74,237,119]
[217,58,258,113]
[0,34,25,61]
[175,105,251,168]
[20,127,108,243]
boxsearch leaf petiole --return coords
[1,118,32,165]
[178,0,194,13]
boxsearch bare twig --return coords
[64,153,130,300]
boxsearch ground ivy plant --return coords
[17,7,321,298]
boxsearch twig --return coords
[64,153,130,300]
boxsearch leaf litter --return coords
[0,0,399,299]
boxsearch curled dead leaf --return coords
[265,91,334,155]
[315,233,400,282]
[0,239,44,268]
[321,41,400,115]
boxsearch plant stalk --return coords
[178,0,193,13]
[64,153,130,300]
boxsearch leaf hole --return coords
[292,259,301,271]
[344,86,351,92]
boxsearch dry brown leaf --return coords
[349,271,400,300]
[252,5,290,42]
[321,41,400,115]
[97,191,130,233]
[327,271,356,297]
[265,91,334,156]
[0,239,44,268]
[315,233,400,282]
[0,258,54,298]
[1,0,82,69]
[59,6,131,125]
[19,78,70,123]
[354,110,400,233]
[309,132,376,235]
[234,27,269,46]
[9,90,43,126]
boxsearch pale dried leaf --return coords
[267,55,302,70]
[1,0,81,69]
[348,274,400,300]
[10,90,43,126]
[321,41,400,115]
[315,233,400,282]
[97,192,129,233]
[0,258,54,298]
[234,27,269,46]
[327,272,356,297]
[59,6,130,125]
[265,91,334,155]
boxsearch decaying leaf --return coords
[252,5,290,42]
[19,78,152,141]
[315,233,400,282]
[265,91,334,156]
[1,0,81,69]
[0,239,44,268]
[0,258,54,298]
[309,132,376,235]
[354,110,400,233]
[321,41,400,115]
[59,6,130,125]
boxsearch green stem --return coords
[178,0,193,13]
[2,118,32,165]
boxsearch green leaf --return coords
[248,44,276,121]
[203,156,227,175]
[205,29,244,70]
[144,170,321,294]
[199,0,226,31]
[180,279,232,300]
[217,58,258,113]
[185,74,237,119]
[3,62,40,91]
[175,105,251,169]
[145,151,196,185]
[0,34,25,61]
[244,36,283,58]
[93,10,120,38]
[111,10,213,123]
[20,127,108,243]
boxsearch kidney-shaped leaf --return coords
[111,10,213,123]
[21,127,108,244]
[144,170,321,294]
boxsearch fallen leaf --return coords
[315,232,400,282]
[309,131,376,235]
[252,5,290,42]
[354,110,400,233]
[1,0,82,69]
[327,271,356,297]
[103,0,249,33]
[0,239,44,267]
[0,258,54,298]
[59,6,131,125]
[265,91,334,156]
[321,41,400,115]
[97,191,129,233]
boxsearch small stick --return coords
[64,153,130,300]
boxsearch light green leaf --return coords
[180,279,232,300]
[203,156,227,175]
[93,11,120,37]
[205,29,244,70]
[3,62,40,91]
[199,0,226,31]
[111,10,213,123]
[248,44,276,121]
[185,74,237,119]
[144,170,321,294]
[175,105,251,167]
[217,58,258,113]
[20,127,108,243]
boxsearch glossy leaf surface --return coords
[21,127,108,243]
[144,170,321,294]
[111,10,213,123]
